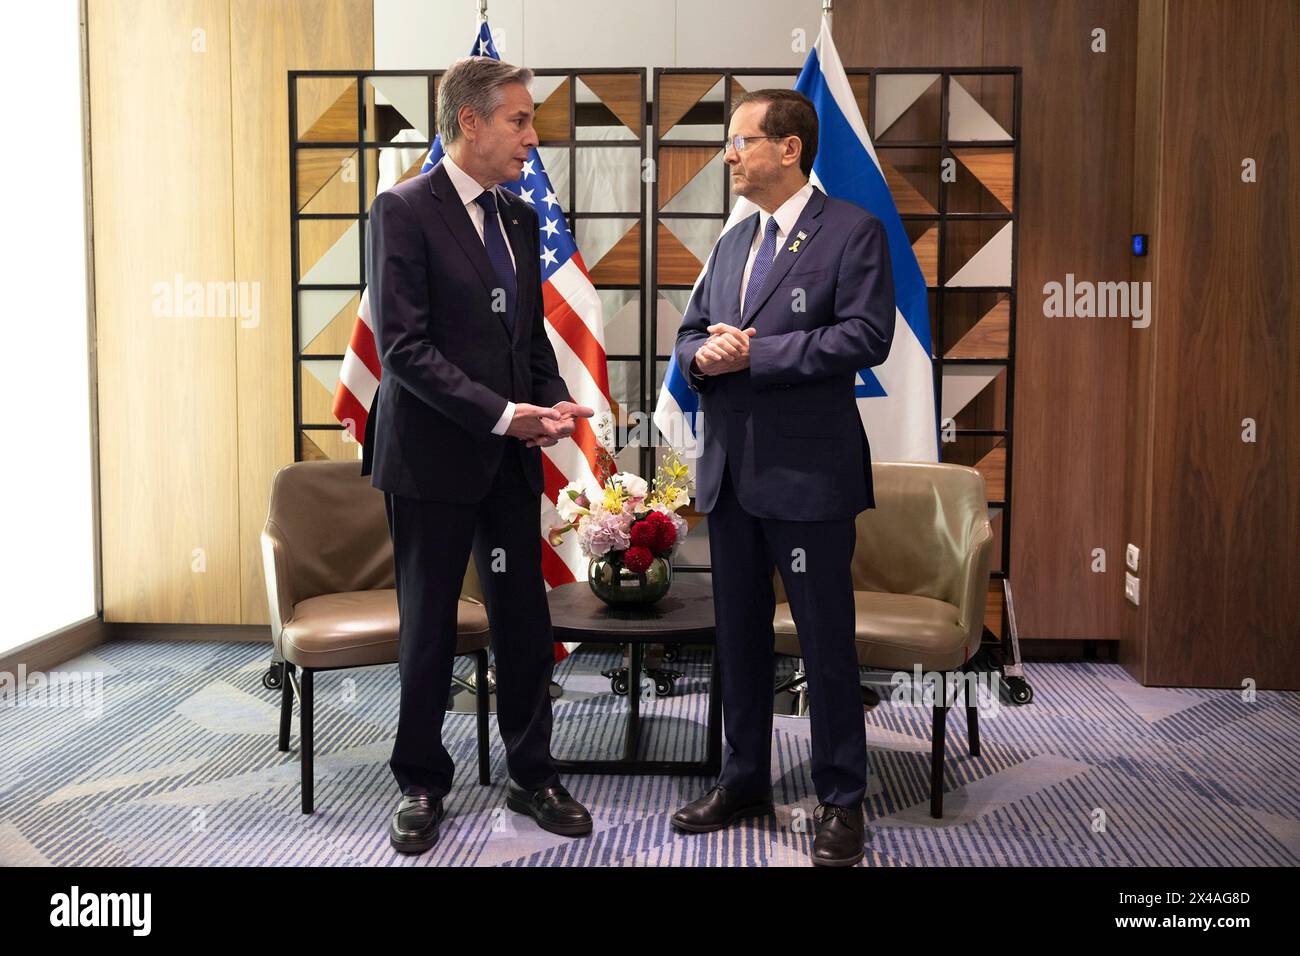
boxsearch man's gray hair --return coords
[437,56,534,145]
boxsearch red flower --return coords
[623,546,653,573]
[648,511,677,552]
[629,520,658,548]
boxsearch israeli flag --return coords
[654,16,939,463]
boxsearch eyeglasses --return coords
[723,134,790,153]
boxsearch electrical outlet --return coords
[1125,572,1140,606]
[1126,544,1140,572]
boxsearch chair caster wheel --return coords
[262,662,284,691]
[601,666,630,696]
[1006,677,1033,705]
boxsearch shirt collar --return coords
[759,181,815,242]
[441,152,493,208]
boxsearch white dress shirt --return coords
[440,152,519,435]
[739,181,815,313]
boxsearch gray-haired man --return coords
[361,55,595,854]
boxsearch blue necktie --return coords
[474,190,517,336]
[743,215,780,317]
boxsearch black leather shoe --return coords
[811,802,865,867]
[389,793,444,854]
[506,782,593,836]
[671,785,774,833]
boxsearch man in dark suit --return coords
[670,89,896,866]
[361,55,594,854]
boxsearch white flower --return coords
[555,481,591,521]
[613,472,648,498]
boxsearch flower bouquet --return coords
[546,427,691,607]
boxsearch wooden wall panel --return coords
[838,0,1137,642]
[982,1,1137,643]
[1138,0,1300,687]
[89,0,372,624]
[836,0,985,68]
[1119,0,1166,680]
[230,0,374,624]
[90,0,241,622]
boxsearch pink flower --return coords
[584,511,631,556]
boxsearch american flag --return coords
[332,22,613,661]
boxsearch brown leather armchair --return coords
[261,460,492,813]
[772,461,994,818]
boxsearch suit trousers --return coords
[383,442,560,799]
[708,464,868,807]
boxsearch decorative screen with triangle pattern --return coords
[288,66,1019,639]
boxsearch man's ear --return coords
[785,136,803,169]
[458,104,477,140]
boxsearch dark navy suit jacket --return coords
[672,186,896,521]
[360,159,571,502]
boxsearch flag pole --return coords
[477,0,487,25]
[822,0,833,33]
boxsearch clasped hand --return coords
[507,400,596,448]
[694,324,757,376]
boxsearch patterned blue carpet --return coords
[1,640,1297,866]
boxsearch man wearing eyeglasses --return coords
[670,89,896,867]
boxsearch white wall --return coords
[375,0,828,75]
[0,0,97,651]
